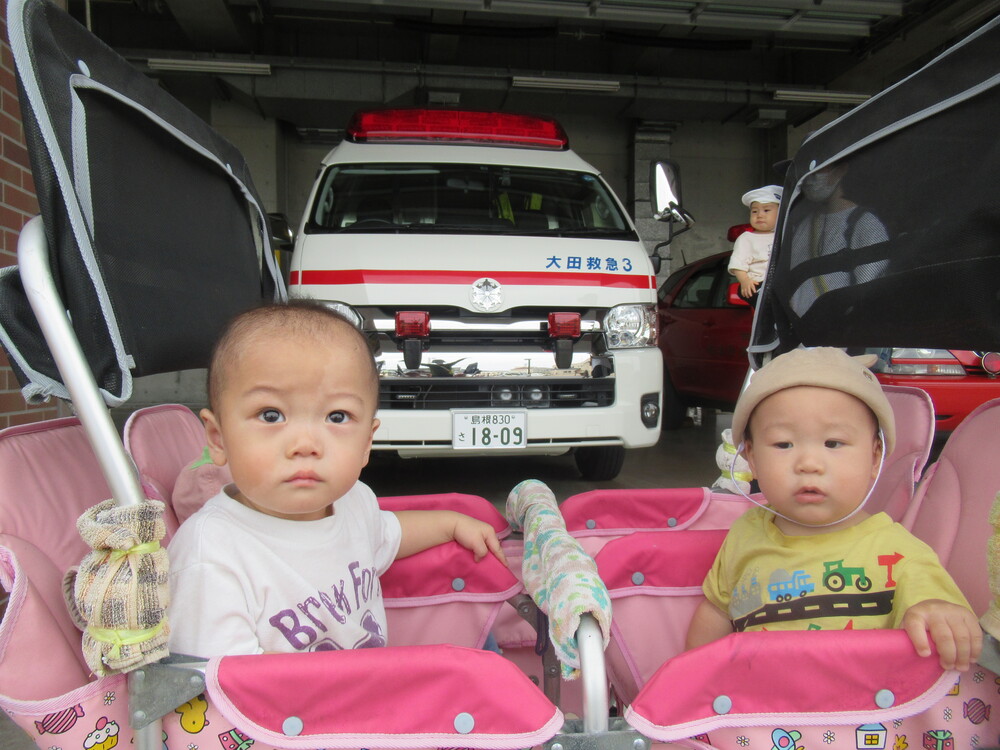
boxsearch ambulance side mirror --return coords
[268,213,295,281]
[269,213,295,251]
[649,160,694,237]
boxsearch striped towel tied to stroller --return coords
[506,479,611,679]
[68,498,170,675]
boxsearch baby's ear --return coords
[200,408,229,466]
[871,435,884,478]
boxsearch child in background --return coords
[686,347,981,671]
[728,185,783,306]
[167,300,506,657]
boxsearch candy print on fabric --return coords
[35,705,84,735]
[963,699,991,725]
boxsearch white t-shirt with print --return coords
[167,481,402,657]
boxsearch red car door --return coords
[658,254,753,407]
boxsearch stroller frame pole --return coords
[17,216,145,508]
[578,613,609,733]
[18,216,164,750]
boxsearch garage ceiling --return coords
[71,0,1000,134]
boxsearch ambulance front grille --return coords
[379,378,614,410]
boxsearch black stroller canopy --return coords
[751,15,1000,367]
[0,0,283,407]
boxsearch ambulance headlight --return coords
[604,304,657,348]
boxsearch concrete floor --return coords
[0,409,730,750]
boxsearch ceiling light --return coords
[147,59,272,76]
[747,108,786,128]
[773,88,870,105]
[950,0,1000,31]
[512,76,621,93]
[427,91,461,105]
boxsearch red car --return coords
[657,251,751,428]
[657,251,1000,432]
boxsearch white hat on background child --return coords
[741,185,783,207]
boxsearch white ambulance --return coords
[288,109,689,480]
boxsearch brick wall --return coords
[0,0,60,427]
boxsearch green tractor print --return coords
[822,560,872,592]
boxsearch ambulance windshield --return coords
[305,163,635,239]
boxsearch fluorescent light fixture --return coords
[950,0,1000,31]
[512,75,620,93]
[773,88,871,105]
[147,58,272,76]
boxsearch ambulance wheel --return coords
[574,446,625,481]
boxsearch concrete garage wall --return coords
[665,122,762,275]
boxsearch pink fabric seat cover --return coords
[595,529,727,702]
[561,487,750,536]
[0,419,112,701]
[122,403,208,535]
[379,493,512,538]
[904,397,1000,616]
[382,540,522,649]
[867,385,935,521]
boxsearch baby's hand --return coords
[740,279,759,298]
[901,599,982,671]
[453,516,507,566]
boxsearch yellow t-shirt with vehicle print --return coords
[703,507,971,632]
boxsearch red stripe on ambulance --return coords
[290,269,656,290]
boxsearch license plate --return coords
[452,410,527,450]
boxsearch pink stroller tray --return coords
[207,644,564,748]
[625,630,958,742]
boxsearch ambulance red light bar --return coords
[548,312,581,338]
[395,311,431,338]
[348,109,569,150]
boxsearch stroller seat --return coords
[0,418,111,700]
[561,487,752,558]
[869,385,935,521]
[903,397,1000,616]
[122,404,207,536]
[595,528,727,704]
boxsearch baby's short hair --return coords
[731,347,894,453]
[206,299,379,411]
